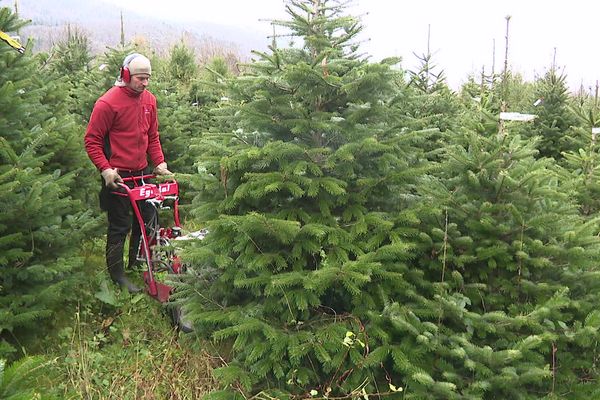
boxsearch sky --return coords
[103,0,600,92]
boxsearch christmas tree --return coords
[0,7,96,358]
[179,0,429,397]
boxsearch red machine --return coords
[114,175,190,330]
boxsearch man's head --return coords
[115,53,152,92]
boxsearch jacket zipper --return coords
[137,96,142,169]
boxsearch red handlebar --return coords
[114,179,178,199]
[119,174,156,183]
[112,175,181,242]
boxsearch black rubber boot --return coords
[127,237,142,270]
[107,240,141,293]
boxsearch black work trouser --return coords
[99,170,157,275]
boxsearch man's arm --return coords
[84,100,114,172]
[146,99,165,168]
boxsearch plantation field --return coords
[3,1,600,399]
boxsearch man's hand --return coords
[153,162,172,176]
[101,168,122,189]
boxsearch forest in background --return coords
[3,0,600,399]
[14,0,262,66]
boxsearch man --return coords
[85,53,171,293]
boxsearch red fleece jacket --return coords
[85,86,165,172]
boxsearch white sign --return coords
[499,112,537,122]
[139,188,153,198]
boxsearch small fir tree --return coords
[152,44,212,176]
[523,69,579,161]
[168,41,198,83]
[559,99,600,217]
[47,25,93,77]
[68,45,134,124]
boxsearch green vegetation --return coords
[56,291,216,399]
[3,1,600,399]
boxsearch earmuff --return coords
[120,65,131,83]
[119,53,141,83]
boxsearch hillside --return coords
[11,0,269,60]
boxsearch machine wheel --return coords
[170,305,194,333]
[159,261,193,333]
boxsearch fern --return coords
[0,356,55,399]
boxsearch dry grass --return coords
[61,299,219,400]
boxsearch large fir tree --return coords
[0,7,96,358]
[397,120,600,398]
[179,0,429,397]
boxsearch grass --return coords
[56,290,218,400]
[32,238,221,399]
[0,238,220,399]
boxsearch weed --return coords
[55,293,218,399]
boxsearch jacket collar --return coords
[120,86,144,98]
